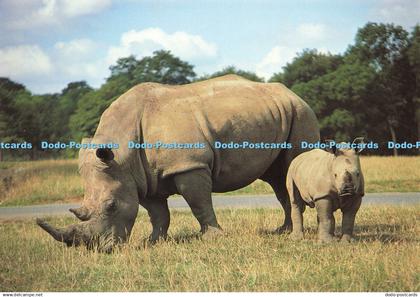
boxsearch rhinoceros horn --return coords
[36,218,88,247]
[36,218,115,252]
[69,206,91,221]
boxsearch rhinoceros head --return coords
[37,139,139,252]
[330,138,365,199]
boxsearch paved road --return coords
[0,192,418,220]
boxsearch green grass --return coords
[0,156,419,206]
[0,206,418,291]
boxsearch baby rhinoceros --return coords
[286,139,365,243]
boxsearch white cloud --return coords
[372,0,420,28]
[0,45,53,78]
[296,23,327,41]
[256,46,298,80]
[0,27,219,93]
[2,0,112,29]
[255,22,339,80]
[61,0,112,17]
[54,38,97,57]
[107,28,218,65]
[0,39,108,93]
[53,38,107,85]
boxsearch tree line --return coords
[0,22,419,160]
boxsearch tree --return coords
[269,49,343,87]
[70,51,196,140]
[69,91,107,140]
[57,81,93,141]
[292,63,376,142]
[346,22,414,155]
[12,93,61,159]
[407,25,420,140]
[108,50,196,86]
[132,50,196,85]
[199,66,264,82]
[0,78,26,160]
[347,23,409,71]
[0,78,24,138]
[109,55,139,78]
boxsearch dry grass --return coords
[0,156,419,206]
[0,159,83,206]
[360,156,420,192]
[0,206,419,291]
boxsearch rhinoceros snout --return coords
[86,232,117,253]
[339,183,355,196]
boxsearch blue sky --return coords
[0,0,419,94]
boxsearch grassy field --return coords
[0,156,419,206]
[0,160,83,206]
[0,206,418,291]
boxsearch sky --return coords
[0,0,419,94]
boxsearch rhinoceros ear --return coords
[96,148,114,162]
[324,139,336,154]
[352,137,365,154]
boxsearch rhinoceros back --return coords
[139,75,319,191]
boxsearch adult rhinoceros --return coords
[37,74,320,252]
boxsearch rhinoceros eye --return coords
[106,200,117,212]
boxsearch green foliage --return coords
[57,82,93,140]
[408,25,420,86]
[69,91,108,140]
[292,62,376,141]
[199,66,264,82]
[346,23,416,151]
[69,50,197,140]
[289,23,418,153]
[346,22,409,72]
[0,78,25,142]
[269,49,343,87]
[407,25,420,139]
[108,50,196,85]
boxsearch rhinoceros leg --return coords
[174,168,221,236]
[261,171,291,233]
[269,180,292,233]
[330,214,336,236]
[286,178,305,240]
[139,198,170,243]
[260,156,292,233]
[314,198,335,243]
[318,213,336,236]
[341,196,361,242]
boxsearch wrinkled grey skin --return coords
[37,75,320,252]
[286,140,365,243]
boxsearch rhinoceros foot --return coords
[317,234,339,243]
[340,234,355,243]
[274,224,292,234]
[289,231,304,241]
[201,226,224,241]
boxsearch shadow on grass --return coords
[258,224,417,244]
[353,224,417,243]
[134,230,202,250]
[258,228,291,236]
[171,231,202,244]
